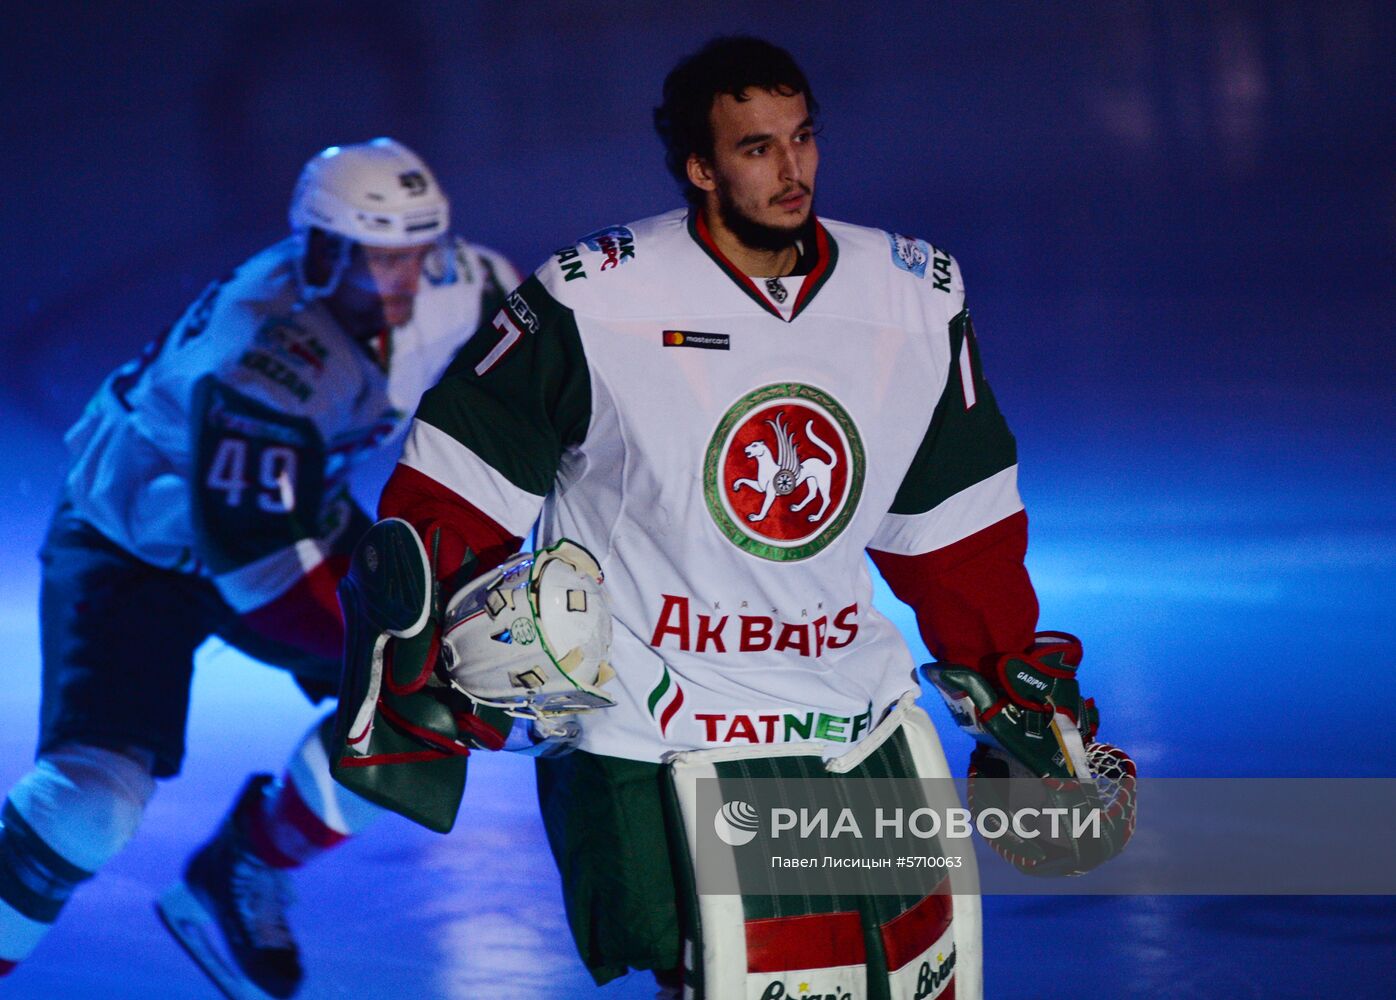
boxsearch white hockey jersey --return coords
[64,235,516,615]
[398,209,1024,762]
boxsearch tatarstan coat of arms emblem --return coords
[704,383,865,561]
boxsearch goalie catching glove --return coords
[331,518,615,831]
[922,632,1136,877]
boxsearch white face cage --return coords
[439,540,616,719]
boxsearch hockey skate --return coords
[156,775,303,1000]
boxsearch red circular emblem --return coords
[705,384,865,561]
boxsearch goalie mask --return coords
[439,540,616,719]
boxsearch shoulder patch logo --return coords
[580,225,636,272]
[704,383,865,561]
[888,232,931,277]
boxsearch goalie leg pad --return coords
[666,694,982,1000]
[847,697,982,1000]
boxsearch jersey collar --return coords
[687,209,838,323]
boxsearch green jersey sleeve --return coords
[404,274,592,534]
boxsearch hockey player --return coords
[360,37,1127,999]
[0,138,517,998]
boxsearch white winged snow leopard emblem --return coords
[731,411,838,523]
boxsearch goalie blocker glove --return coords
[923,632,1137,877]
[331,518,512,832]
[331,520,617,832]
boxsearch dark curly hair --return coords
[654,36,819,206]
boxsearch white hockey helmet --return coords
[440,540,617,719]
[288,137,450,249]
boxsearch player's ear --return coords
[686,154,717,194]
